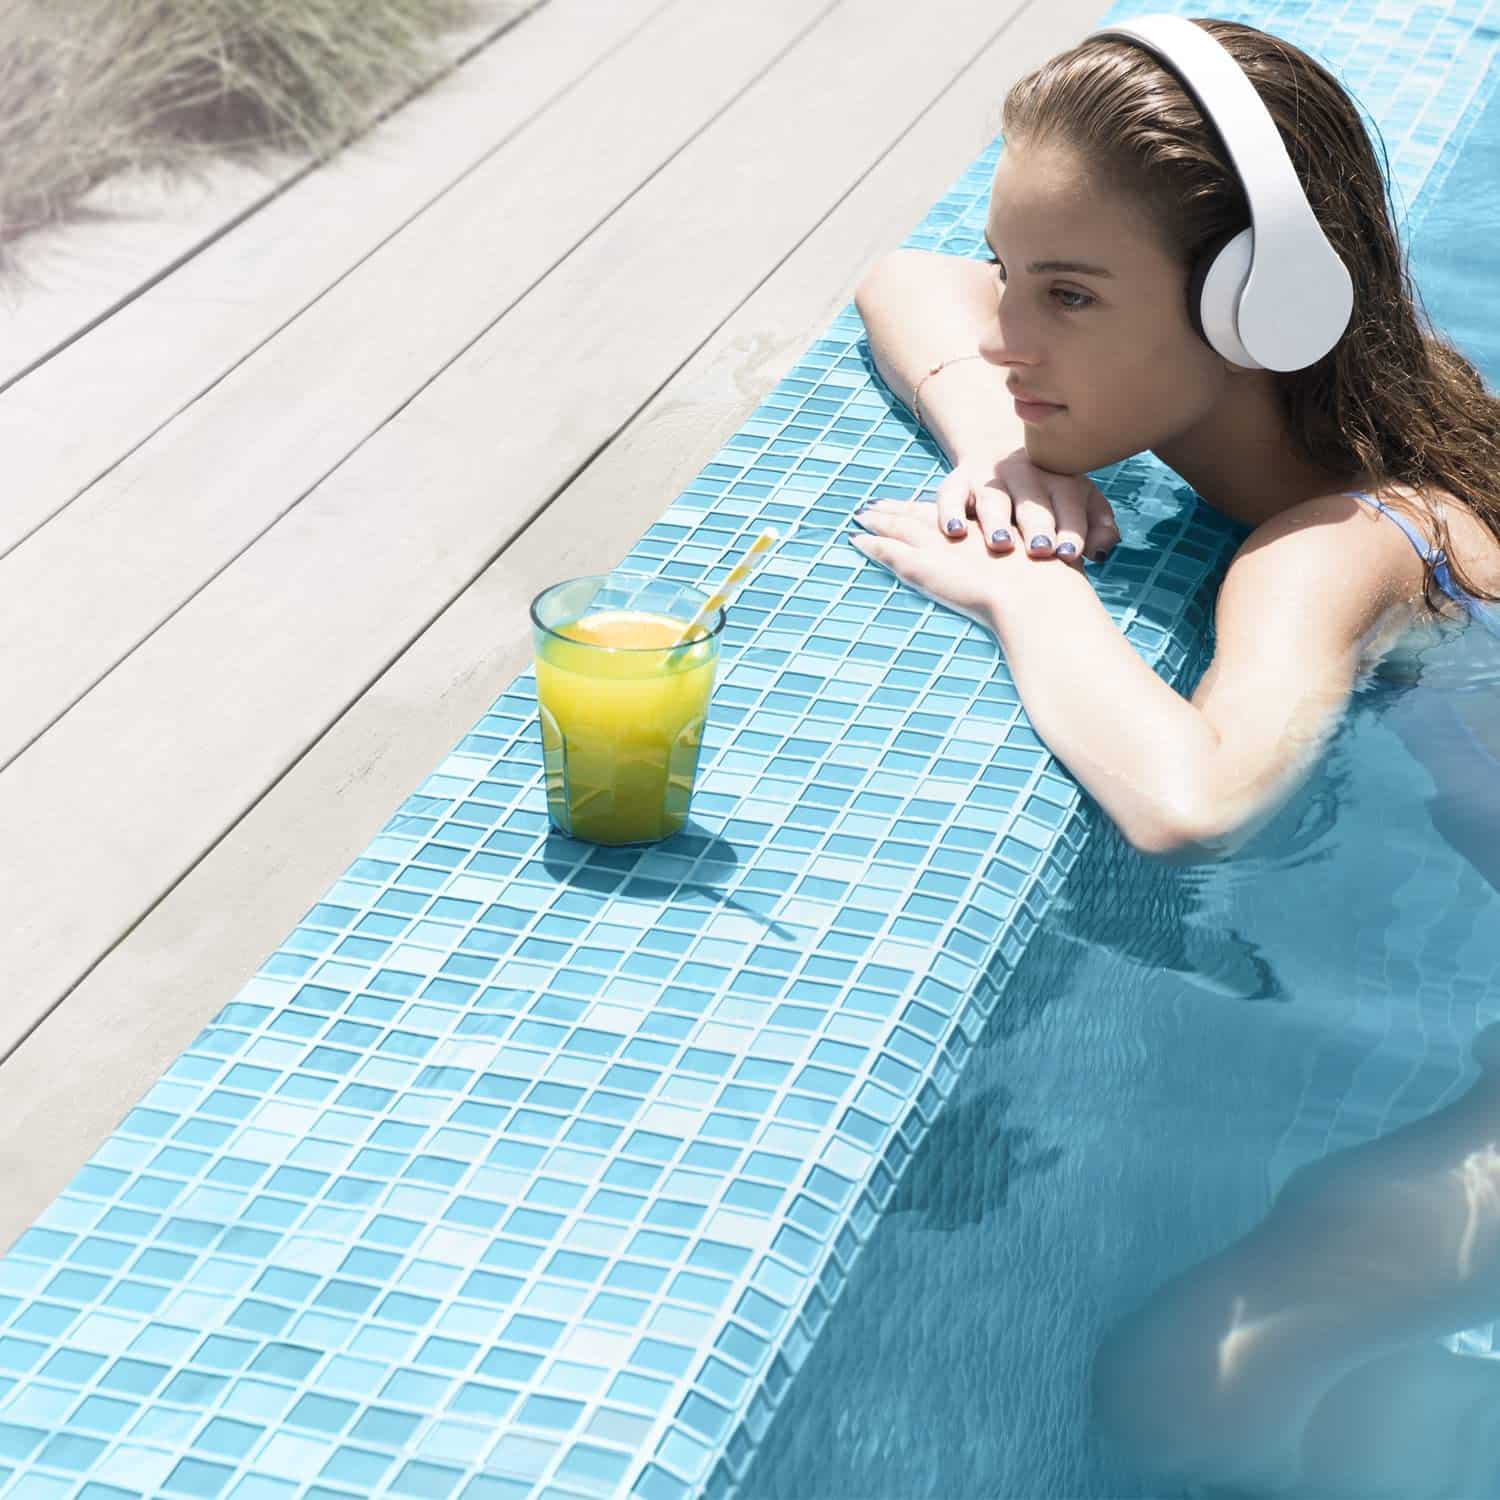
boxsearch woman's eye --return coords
[987,253,1091,310]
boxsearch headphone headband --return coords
[1090,15,1353,370]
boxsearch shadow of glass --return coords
[539,819,800,942]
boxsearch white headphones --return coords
[1089,14,1354,372]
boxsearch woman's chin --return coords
[1025,430,1144,478]
[1022,432,1093,477]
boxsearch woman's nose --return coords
[980,297,1040,368]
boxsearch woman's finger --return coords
[994,449,1055,556]
[1083,482,1121,562]
[1008,481,1059,558]
[933,468,973,539]
[854,499,932,546]
[848,529,912,579]
[1044,475,1091,566]
[972,477,1017,553]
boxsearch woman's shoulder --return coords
[1226,485,1459,660]
[1311,485,1500,664]
[1225,482,1500,634]
[1348,482,1497,564]
[1219,489,1424,659]
[1243,485,1428,595]
[1279,483,1499,600]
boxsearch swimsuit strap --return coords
[1346,490,1500,638]
[1344,490,1445,566]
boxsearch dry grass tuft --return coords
[0,0,477,249]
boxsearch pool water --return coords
[737,616,1500,1498]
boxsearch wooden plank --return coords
[0,0,657,559]
[0,0,831,772]
[0,0,544,400]
[0,163,299,396]
[0,0,1105,1256]
[0,0,1084,1091]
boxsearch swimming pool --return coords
[2,1,1498,1496]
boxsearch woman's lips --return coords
[1013,396,1066,423]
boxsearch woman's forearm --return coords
[854,250,1026,466]
[984,563,1227,855]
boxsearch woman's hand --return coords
[930,448,1119,564]
[849,497,1058,629]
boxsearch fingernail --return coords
[945,518,966,535]
[1029,534,1053,552]
[1089,547,1113,563]
[990,528,1012,547]
[1056,542,1079,559]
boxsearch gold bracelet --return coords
[911,353,984,430]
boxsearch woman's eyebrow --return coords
[1029,258,1114,277]
[983,233,1113,278]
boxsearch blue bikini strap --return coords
[1344,489,1489,623]
[1344,490,1445,566]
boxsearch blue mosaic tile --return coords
[3,0,1497,1495]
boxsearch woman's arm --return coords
[854,249,1025,466]
[852,491,1427,858]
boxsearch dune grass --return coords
[0,0,481,253]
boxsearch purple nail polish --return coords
[1056,541,1079,559]
[990,528,1012,547]
[945,518,966,535]
[1029,534,1053,552]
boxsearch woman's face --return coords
[981,138,1232,474]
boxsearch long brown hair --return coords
[1002,18,1500,609]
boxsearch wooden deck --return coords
[0,0,1104,1252]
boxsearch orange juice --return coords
[534,609,719,844]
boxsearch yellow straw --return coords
[674,528,780,644]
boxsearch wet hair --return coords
[1002,17,1500,609]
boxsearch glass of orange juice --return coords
[530,573,726,846]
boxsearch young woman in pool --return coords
[851,15,1500,1499]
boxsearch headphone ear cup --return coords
[1188,227,1261,369]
